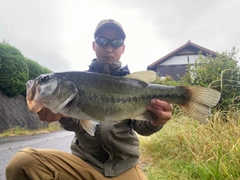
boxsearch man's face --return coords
[92,27,125,64]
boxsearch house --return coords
[147,40,217,80]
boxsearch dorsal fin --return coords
[125,70,156,84]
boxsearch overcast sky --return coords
[0,0,239,73]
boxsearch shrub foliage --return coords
[0,43,29,97]
[25,57,52,80]
[181,47,240,111]
[0,40,52,97]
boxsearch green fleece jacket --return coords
[59,60,163,177]
[60,118,163,177]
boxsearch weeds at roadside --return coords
[0,122,62,138]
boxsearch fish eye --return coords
[40,75,50,83]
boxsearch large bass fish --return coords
[26,71,221,136]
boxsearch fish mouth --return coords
[27,99,44,113]
[26,80,44,113]
[26,80,36,101]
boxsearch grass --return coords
[1,111,239,179]
[139,111,240,180]
[0,122,62,137]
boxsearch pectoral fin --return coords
[80,120,96,136]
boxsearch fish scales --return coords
[64,77,188,120]
[26,70,221,136]
[63,71,189,105]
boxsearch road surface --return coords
[0,130,75,180]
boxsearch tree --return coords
[0,43,29,97]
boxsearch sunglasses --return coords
[95,37,124,48]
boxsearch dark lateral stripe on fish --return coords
[26,70,221,137]
[79,87,189,104]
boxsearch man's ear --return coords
[92,41,96,51]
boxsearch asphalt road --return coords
[0,130,75,180]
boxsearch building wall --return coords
[0,91,47,132]
[160,55,199,65]
[156,54,202,80]
[156,64,188,80]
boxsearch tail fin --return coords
[180,86,221,124]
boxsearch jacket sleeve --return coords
[132,120,164,136]
[59,118,85,133]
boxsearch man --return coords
[6,19,172,180]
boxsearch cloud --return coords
[0,0,239,73]
[0,0,72,71]
[105,0,240,52]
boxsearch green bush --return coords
[0,43,29,97]
[25,57,52,80]
[19,58,52,96]
[181,47,240,111]
[153,75,180,86]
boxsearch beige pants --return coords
[6,147,148,180]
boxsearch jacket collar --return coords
[88,59,130,77]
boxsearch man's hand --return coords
[147,99,172,126]
[38,107,67,123]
